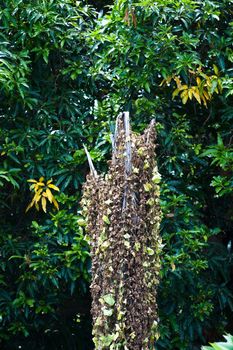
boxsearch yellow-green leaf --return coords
[196,77,201,86]
[181,90,188,104]
[180,89,188,98]
[152,174,161,184]
[179,84,188,91]
[34,193,42,203]
[213,64,219,75]
[182,94,189,104]
[48,184,60,191]
[102,294,115,306]
[147,248,154,255]
[203,90,210,100]
[41,196,47,213]
[172,88,180,99]
[193,89,201,104]
[34,188,43,200]
[77,218,86,227]
[52,197,59,210]
[103,308,113,316]
[103,215,110,225]
[46,188,53,203]
[188,88,193,100]
[159,78,166,87]
[25,201,33,213]
[201,95,207,107]
[174,76,182,88]
[144,183,152,192]
[205,77,211,87]
[171,262,176,271]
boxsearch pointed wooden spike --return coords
[112,113,123,162]
[150,118,156,127]
[110,133,115,150]
[114,113,122,142]
[83,144,98,178]
[145,118,156,144]
[123,111,132,175]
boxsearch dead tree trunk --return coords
[81,113,162,350]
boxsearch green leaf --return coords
[77,218,87,227]
[102,294,115,306]
[103,308,113,316]
[103,215,110,225]
[144,183,153,192]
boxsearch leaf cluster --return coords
[0,1,96,348]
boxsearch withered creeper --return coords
[81,113,162,350]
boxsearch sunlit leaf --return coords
[41,196,47,213]
[52,197,59,210]
[193,89,201,104]
[46,188,53,203]
[48,184,60,191]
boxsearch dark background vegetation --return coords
[0,0,232,349]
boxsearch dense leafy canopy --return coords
[0,0,232,349]
[0,0,95,348]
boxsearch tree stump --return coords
[82,113,162,350]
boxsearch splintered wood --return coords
[82,113,162,350]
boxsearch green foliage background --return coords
[0,0,232,349]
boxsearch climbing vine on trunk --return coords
[82,113,162,350]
